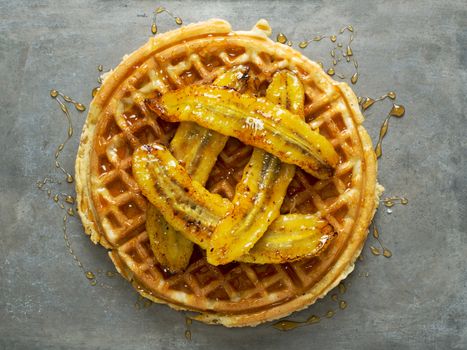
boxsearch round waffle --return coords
[76,19,378,327]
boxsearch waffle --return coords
[76,19,378,327]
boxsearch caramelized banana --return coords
[207,71,304,265]
[133,142,337,263]
[146,204,193,273]
[146,85,339,179]
[169,66,249,184]
[134,143,231,248]
[238,214,337,264]
[146,66,249,270]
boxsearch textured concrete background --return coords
[0,0,466,349]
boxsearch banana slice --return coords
[207,71,304,265]
[239,214,337,264]
[146,85,339,179]
[146,204,194,273]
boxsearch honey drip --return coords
[184,317,193,341]
[359,91,405,158]
[150,7,183,35]
[382,196,409,208]
[276,33,287,44]
[49,89,86,183]
[38,91,116,288]
[370,224,392,258]
[295,26,357,84]
[134,294,153,309]
[273,282,347,331]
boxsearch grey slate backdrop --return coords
[0,1,466,349]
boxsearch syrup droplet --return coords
[383,199,395,207]
[97,64,103,72]
[276,33,287,44]
[184,330,192,340]
[351,72,358,84]
[298,41,308,48]
[273,320,302,331]
[401,197,409,205]
[92,87,99,97]
[339,300,347,310]
[67,208,74,216]
[50,89,58,98]
[346,46,353,56]
[387,91,396,99]
[65,195,75,204]
[389,104,405,118]
[75,103,86,112]
[330,35,337,42]
[383,248,393,258]
[338,283,346,294]
[155,6,165,13]
[306,315,320,324]
[66,174,74,183]
[175,17,183,25]
[375,116,390,158]
[326,310,335,318]
[286,40,293,46]
[331,294,338,302]
[373,226,379,239]
[151,23,158,34]
[86,271,96,280]
[362,97,375,110]
[370,246,381,256]
[327,68,335,76]
[90,280,97,286]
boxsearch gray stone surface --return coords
[0,0,466,349]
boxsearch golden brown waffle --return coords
[76,19,378,327]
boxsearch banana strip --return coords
[146,85,339,179]
[207,71,304,265]
[132,142,336,263]
[146,66,249,271]
[146,204,194,273]
[239,214,337,264]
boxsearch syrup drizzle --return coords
[359,91,406,158]
[382,196,409,208]
[185,317,193,341]
[151,7,183,35]
[49,89,86,183]
[292,25,357,82]
[37,175,98,285]
[39,90,118,287]
[92,64,105,98]
[134,294,153,309]
[369,224,393,258]
[273,282,348,331]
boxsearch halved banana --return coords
[146,85,339,179]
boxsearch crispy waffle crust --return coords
[76,19,378,327]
